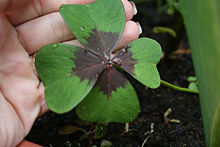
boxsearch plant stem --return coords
[161,80,199,94]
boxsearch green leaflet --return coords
[35,43,96,113]
[125,38,162,88]
[59,0,126,57]
[76,81,140,123]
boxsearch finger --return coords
[6,0,136,26]
[116,21,141,50]
[5,0,96,25]
[0,0,29,12]
[16,12,74,54]
[122,0,137,21]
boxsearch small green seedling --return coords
[35,0,162,123]
[187,76,199,92]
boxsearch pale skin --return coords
[0,0,140,146]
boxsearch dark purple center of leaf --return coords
[71,50,104,84]
[82,27,121,58]
[71,31,137,97]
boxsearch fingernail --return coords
[130,1,137,15]
[136,22,142,34]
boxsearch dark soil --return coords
[26,54,205,147]
[26,2,206,147]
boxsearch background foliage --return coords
[179,0,220,146]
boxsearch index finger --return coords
[6,0,136,26]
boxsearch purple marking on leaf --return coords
[71,37,136,98]
[83,27,120,58]
[94,47,136,97]
[114,46,137,76]
[72,50,105,83]
[96,68,127,98]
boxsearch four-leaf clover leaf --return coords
[35,0,162,123]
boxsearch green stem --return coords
[161,80,199,94]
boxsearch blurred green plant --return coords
[92,140,112,147]
[153,26,176,37]
[179,0,220,146]
[166,0,180,14]
[100,140,112,147]
[132,0,151,4]
[133,0,179,15]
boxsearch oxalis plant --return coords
[35,0,161,123]
[35,0,198,125]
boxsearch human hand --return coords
[0,0,141,146]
